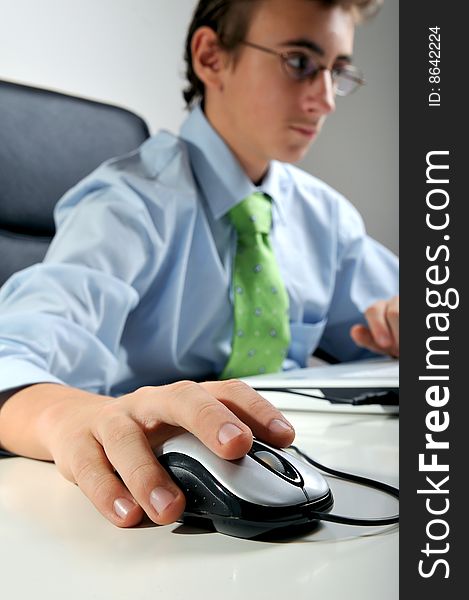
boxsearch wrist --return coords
[0,383,105,460]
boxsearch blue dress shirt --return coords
[0,105,398,395]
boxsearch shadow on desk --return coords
[0,455,398,548]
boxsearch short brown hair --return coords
[182,0,383,108]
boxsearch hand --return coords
[41,380,295,528]
[350,295,399,358]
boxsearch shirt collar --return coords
[180,104,286,222]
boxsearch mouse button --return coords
[287,458,330,501]
[302,473,331,502]
[155,432,204,458]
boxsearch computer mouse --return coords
[155,432,333,539]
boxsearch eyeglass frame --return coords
[239,40,365,96]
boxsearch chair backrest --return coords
[0,80,150,287]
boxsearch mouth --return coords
[290,125,318,139]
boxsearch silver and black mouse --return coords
[155,432,333,539]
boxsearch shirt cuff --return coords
[0,358,65,393]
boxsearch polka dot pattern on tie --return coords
[220,192,290,379]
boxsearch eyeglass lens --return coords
[283,53,361,96]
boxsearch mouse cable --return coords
[253,386,397,406]
[288,445,399,526]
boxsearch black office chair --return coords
[0,80,150,287]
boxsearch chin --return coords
[275,146,311,165]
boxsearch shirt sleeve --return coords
[318,195,399,362]
[0,175,162,395]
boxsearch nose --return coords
[303,69,336,115]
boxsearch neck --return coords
[203,101,269,184]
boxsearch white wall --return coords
[0,0,196,134]
[300,0,399,255]
[0,0,398,254]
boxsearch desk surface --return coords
[0,410,398,600]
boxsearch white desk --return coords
[0,410,398,600]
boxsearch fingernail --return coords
[218,422,244,445]
[150,487,177,515]
[113,497,136,519]
[269,418,294,434]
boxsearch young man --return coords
[0,0,398,528]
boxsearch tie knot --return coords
[229,192,272,236]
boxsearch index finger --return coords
[127,379,295,460]
[201,379,295,447]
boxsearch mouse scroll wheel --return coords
[253,450,287,474]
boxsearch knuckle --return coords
[222,379,274,412]
[168,380,219,423]
[53,430,92,483]
[221,378,252,397]
[366,304,380,319]
[125,459,158,490]
[92,473,119,507]
[71,453,121,509]
[192,399,219,427]
[247,394,275,416]
[367,299,387,317]
[170,380,201,397]
[133,385,157,399]
[100,415,139,450]
[71,452,101,488]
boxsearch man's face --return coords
[206,0,356,182]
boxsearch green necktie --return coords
[220,192,290,379]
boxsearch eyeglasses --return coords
[240,41,365,96]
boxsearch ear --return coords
[191,26,228,93]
